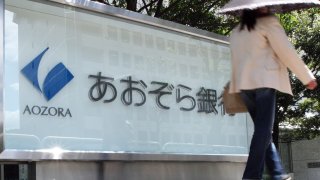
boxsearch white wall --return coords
[36,161,246,180]
[292,138,320,180]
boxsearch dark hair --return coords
[240,9,272,32]
[240,10,258,32]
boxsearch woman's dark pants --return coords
[240,88,285,180]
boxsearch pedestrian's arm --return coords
[265,18,316,86]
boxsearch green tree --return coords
[277,9,320,143]
[90,0,238,35]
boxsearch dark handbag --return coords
[222,82,248,114]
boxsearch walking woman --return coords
[218,0,320,180]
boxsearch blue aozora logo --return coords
[21,47,74,101]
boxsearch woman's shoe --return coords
[281,174,292,180]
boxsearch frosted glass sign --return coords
[3,0,249,155]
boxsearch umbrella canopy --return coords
[217,0,320,15]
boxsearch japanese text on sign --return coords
[88,72,225,115]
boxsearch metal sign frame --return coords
[0,0,247,162]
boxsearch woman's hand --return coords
[306,80,318,90]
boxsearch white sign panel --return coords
[4,0,249,154]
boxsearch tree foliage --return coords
[90,0,238,35]
[277,9,320,143]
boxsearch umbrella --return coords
[217,0,320,15]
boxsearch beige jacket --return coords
[229,15,315,95]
